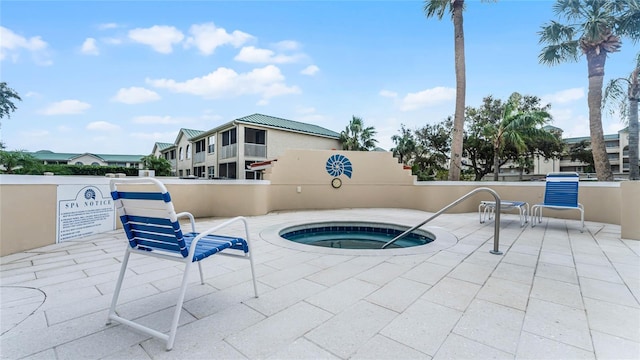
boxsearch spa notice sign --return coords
[57,185,116,243]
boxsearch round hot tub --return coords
[279,221,435,250]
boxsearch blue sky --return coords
[2,0,638,155]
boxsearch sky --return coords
[1,0,639,156]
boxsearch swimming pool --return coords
[279,221,435,249]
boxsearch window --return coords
[179,147,184,160]
[75,162,84,166]
[195,139,206,153]
[218,162,237,179]
[245,128,266,144]
[208,136,216,153]
[222,128,237,146]
[170,149,176,159]
[91,162,100,166]
[178,170,183,177]
[186,169,191,176]
[245,161,262,180]
[194,166,205,178]
[186,144,191,159]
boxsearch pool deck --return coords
[1,208,639,359]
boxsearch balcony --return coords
[220,143,237,159]
[194,151,206,164]
[245,143,267,158]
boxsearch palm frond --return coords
[538,43,579,65]
[423,0,451,20]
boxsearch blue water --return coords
[280,223,434,249]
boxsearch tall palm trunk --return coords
[492,143,500,181]
[586,49,614,181]
[448,0,466,181]
[629,68,639,180]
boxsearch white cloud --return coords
[147,65,300,100]
[87,121,120,131]
[103,37,123,45]
[184,22,253,55]
[301,65,319,76]
[296,106,316,114]
[379,90,398,98]
[399,87,455,111]
[98,23,119,30]
[40,100,91,115]
[25,91,40,97]
[542,87,584,105]
[274,40,300,51]
[234,46,304,64]
[128,25,184,54]
[257,99,269,106]
[0,26,51,65]
[130,131,176,141]
[112,87,161,104]
[21,130,49,138]
[81,38,99,55]
[132,115,181,124]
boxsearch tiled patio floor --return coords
[1,208,639,359]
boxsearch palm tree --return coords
[538,0,640,181]
[391,124,416,164]
[424,0,466,181]
[604,53,640,180]
[484,93,553,181]
[339,116,378,151]
[0,150,39,174]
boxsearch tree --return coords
[424,0,467,181]
[141,155,173,176]
[538,0,640,181]
[463,94,562,181]
[484,92,554,180]
[0,82,22,149]
[604,52,640,180]
[391,124,416,164]
[339,116,378,151]
[412,121,451,180]
[0,150,40,174]
[568,140,596,173]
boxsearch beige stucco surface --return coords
[0,149,636,256]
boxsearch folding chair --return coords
[107,178,258,350]
[531,172,585,232]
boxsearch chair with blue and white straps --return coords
[531,172,585,232]
[107,178,258,350]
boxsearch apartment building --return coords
[28,150,144,168]
[501,127,638,179]
[154,114,341,180]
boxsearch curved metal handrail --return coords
[381,187,503,255]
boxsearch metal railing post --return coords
[381,187,503,255]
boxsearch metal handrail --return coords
[381,187,503,255]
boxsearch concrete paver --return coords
[1,209,639,359]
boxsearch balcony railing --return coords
[245,143,267,158]
[220,143,237,159]
[194,152,206,164]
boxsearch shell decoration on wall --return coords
[325,154,353,178]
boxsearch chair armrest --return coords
[176,212,196,233]
[187,216,250,259]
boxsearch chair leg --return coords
[107,247,131,325]
[166,262,193,351]
[247,250,259,298]
[197,262,204,285]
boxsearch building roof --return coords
[564,133,620,144]
[29,150,144,163]
[236,113,340,138]
[154,142,175,151]
[173,128,206,145]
